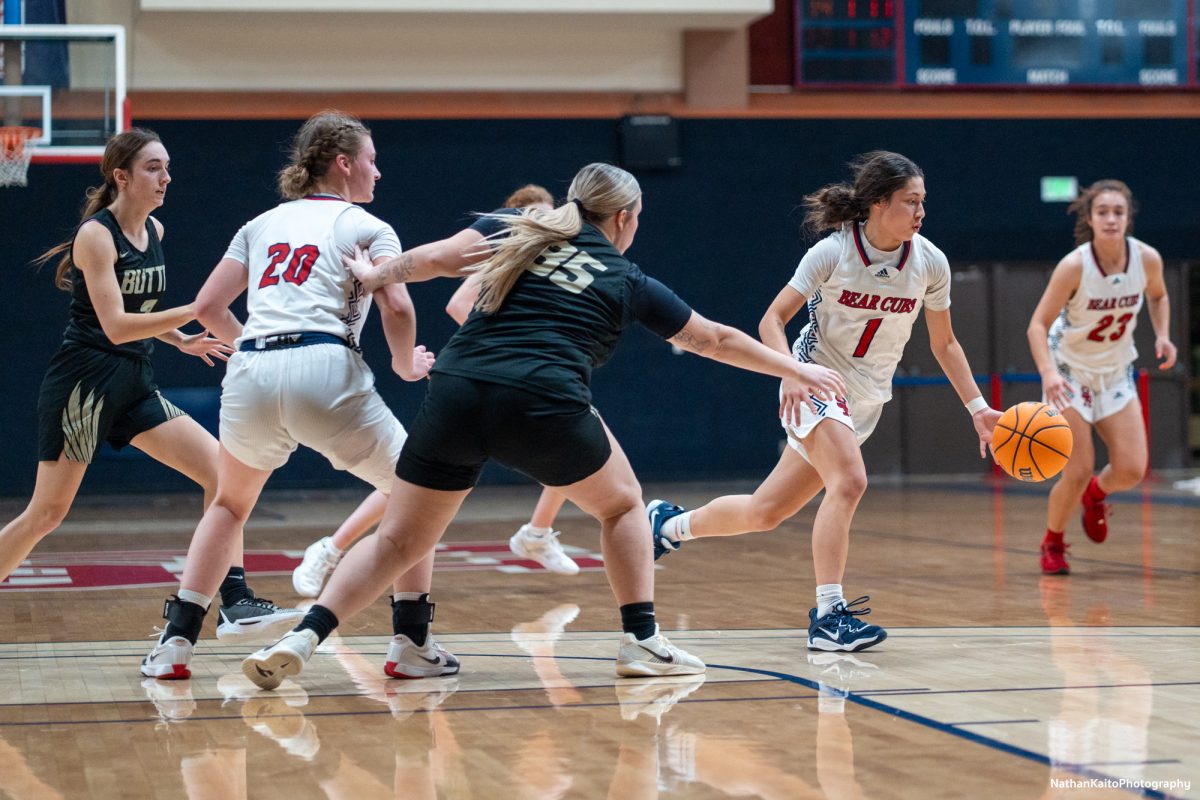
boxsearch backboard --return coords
[0,24,126,163]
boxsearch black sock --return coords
[620,601,657,641]
[219,566,254,607]
[295,604,339,643]
[392,593,434,647]
[162,597,207,645]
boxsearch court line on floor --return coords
[0,657,1180,799]
[708,663,1181,800]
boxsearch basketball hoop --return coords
[0,126,41,188]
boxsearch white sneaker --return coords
[509,525,580,575]
[242,629,320,690]
[216,597,307,643]
[141,635,193,680]
[615,625,705,677]
[384,634,461,679]
[292,536,343,597]
[615,674,706,723]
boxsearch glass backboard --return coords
[0,24,126,163]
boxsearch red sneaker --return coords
[1040,541,1070,575]
[1080,481,1111,543]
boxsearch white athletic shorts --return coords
[219,343,405,492]
[782,388,884,463]
[1050,362,1137,424]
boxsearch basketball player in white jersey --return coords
[1028,180,1175,575]
[141,111,457,681]
[648,152,1000,652]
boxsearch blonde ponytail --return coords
[471,163,640,313]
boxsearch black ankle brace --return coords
[392,595,434,646]
[162,596,207,645]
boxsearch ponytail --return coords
[804,151,924,236]
[471,163,640,314]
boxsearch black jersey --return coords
[434,221,692,404]
[62,208,167,359]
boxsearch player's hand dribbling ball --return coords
[989,402,1073,482]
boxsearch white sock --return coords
[324,537,345,555]
[663,511,694,542]
[525,525,553,538]
[393,592,425,603]
[816,584,844,619]
[178,588,211,610]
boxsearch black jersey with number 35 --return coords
[62,207,167,359]
[434,220,692,405]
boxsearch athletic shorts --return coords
[1050,361,1137,424]
[396,373,612,491]
[36,344,188,463]
[219,343,405,492]
[782,388,884,463]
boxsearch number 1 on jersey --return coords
[853,317,882,358]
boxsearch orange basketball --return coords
[990,402,1073,482]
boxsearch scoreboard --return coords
[796,0,1195,87]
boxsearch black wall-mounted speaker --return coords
[618,115,681,171]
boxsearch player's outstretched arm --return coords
[346,228,488,292]
[74,221,197,344]
[925,307,1000,457]
[668,310,845,413]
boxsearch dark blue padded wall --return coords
[1,117,1194,496]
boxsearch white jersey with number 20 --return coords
[224,196,402,351]
[787,222,951,405]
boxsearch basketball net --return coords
[0,126,40,188]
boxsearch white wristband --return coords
[965,396,989,416]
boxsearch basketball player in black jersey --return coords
[0,130,293,643]
[243,162,846,688]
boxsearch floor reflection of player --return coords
[512,603,586,707]
[1038,579,1152,796]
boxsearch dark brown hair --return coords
[803,151,924,234]
[277,110,371,200]
[1068,179,1135,245]
[35,128,163,290]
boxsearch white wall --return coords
[69,0,770,92]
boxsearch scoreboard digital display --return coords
[795,0,1195,87]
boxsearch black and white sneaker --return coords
[806,596,887,653]
[216,597,306,643]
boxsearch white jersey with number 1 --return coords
[223,196,402,351]
[787,221,952,405]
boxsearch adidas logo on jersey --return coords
[875,268,890,278]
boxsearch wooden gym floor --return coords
[1,476,1197,799]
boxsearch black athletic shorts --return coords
[36,344,188,463]
[396,373,612,491]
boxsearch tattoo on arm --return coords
[383,253,416,284]
[671,320,720,355]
